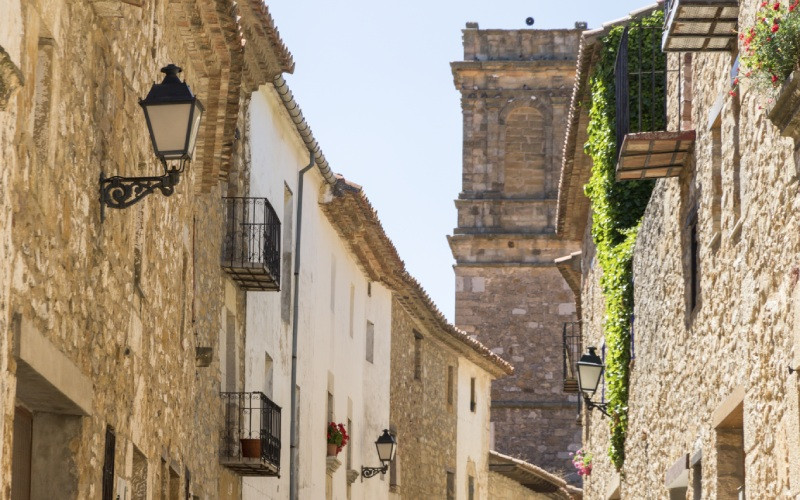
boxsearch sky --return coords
[267,0,652,322]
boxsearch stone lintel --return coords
[12,315,93,415]
[665,453,689,489]
[712,385,745,429]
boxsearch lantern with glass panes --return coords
[577,347,610,417]
[361,429,397,479]
[99,64,204,219]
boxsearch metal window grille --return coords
[562,321,582,392]
[102,426,115,500]
[614,22,677,152]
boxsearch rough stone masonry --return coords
[449,25,583,482]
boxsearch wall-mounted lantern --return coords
[99,64,204,220]
[577,347,610,417]
[361,429,397,479]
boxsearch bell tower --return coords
[449,23,583,479]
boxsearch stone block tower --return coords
[449,24,582,478]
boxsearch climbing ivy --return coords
[583,10,663,470]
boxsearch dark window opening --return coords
[102,426,116,500]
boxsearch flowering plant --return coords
[736,0,800,94]
[570,448,593,477]
[326,422,349,453]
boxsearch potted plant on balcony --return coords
[240,434,261,459]
[736,1,800,137]
[327,422,349,457]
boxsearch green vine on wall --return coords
[583,10,663,470]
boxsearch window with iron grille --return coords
[102,426,115,500]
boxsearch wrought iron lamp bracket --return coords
[361,464,388,479]
[583,396,610,418]
[100,158,187,221]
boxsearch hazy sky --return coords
[267,0,653,322]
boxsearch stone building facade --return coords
[449,24,583,479]
[558,1,800,498]
[0,0,298,497]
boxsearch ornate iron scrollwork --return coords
[361,465,388,479]
[99,160,186,221]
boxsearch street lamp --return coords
[99,64,204,219]
[361,429,397,479]
[577,347,610,417]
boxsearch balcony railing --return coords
[562,321,582,393]
[220,391,281,476]
[615,22,696,181]
[662,0,738,52]
[221,197,281,291]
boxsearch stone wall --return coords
[580,4,800,496]
[450,25,583,482]
[487,471,559,500]
[0,0,248,496]
[390,295,460,498]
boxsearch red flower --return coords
[772,74,780,82]
[774,2,781,10]
[729,90,737,96]
[761,0,768,6]
[772,23,780,32]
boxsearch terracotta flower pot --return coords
[240,438,261,459]
[327,443,339,457]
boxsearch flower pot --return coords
[240,438,261,459]
[327,443,339,457]
[767,70,800,143]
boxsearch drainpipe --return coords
[289,150,315,500]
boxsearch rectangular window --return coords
[414,331,423,380]
[11,407,32,500]
[102,426,116,500]
[468,476,475,500]
[710,118,722,235]
[346,418,353,469]
[169,466,180,500]
[446,471,455,500]
[281,184,294,323]
[264,352,274,399]
[447,366,454,406]
[131,446,147,500]
[692,459,702,499]
[225,309,236,392]
[470,377,476,412]
[330,256,336,311]
[184,468,191,500]
[327,392,334,423]
[688,212,699,313]
[349,284,355,338]
[366,321,375,363]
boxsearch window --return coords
[184,468,191,500]
[366,321,375,363]
[414,331,423,380]
[349,284,355,338]
[346,419,353,469]
[102,426,115,500]
[131,446,147,500]
[687,210,700,313]
[11,407,32,500]
[225,309,236,392]
[446,471,455,500]
[710,117,722,236]
[264,352,274,399]
[281,184,294,323]
[327,391,334,423]
[330,256,336,311]
[470,377,477,412]
[692,457,702,499]
[468,476,475,500]
[168,466,180,500]
[447,366,455,406]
